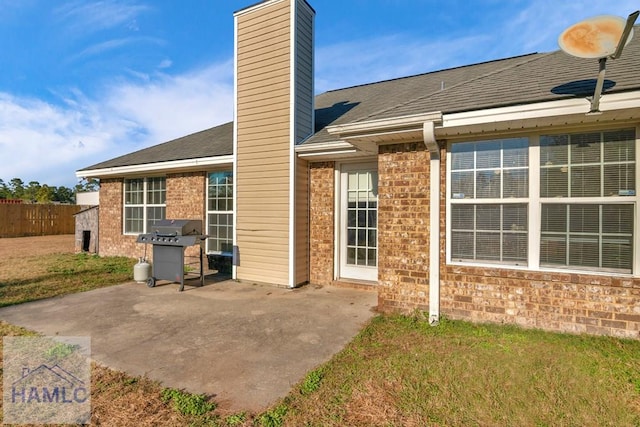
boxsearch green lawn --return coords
[0,252,136,307]
[276,315,640,427]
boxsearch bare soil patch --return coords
[0,234,75,259]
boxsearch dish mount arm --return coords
[589,10,639,114]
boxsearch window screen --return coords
[450,138,529,264]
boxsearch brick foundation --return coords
[439,266,640,339]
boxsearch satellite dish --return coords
[557,11,639,114]
[558,15,634,59]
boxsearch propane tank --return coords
[133,257,151,283]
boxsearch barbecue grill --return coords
[136,219,206,291]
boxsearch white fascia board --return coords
[442,91,640,130]
[295,141,354,153]
[327,112,443,137]
[75,155,234,179]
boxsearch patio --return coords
[0,278,377,412]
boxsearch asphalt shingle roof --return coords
[81,121,233,170]
[80,26,640,171]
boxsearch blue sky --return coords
[0,0,638,188]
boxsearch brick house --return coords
[77,0,640,339]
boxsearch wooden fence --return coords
[0,204,79,237]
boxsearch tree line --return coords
[0,178,99,204]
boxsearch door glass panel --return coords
[346,169,378,268]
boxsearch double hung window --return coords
[540,129,635,273]
[123,177,166,234]
[450,138,529,264]
[448,128,637,274]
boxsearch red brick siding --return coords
[439,265,640,339]
[309,162,335,286]
[98,178,140,257]
[166,171,206,258]
[375,144,640,339]
[166,172,206,220]
[377,142,431,312]
[98,173,207,260]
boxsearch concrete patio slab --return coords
[0,279,377,412]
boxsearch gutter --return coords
[75,155,234,178]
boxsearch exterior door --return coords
[340,163,378,282]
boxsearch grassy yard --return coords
[279,315,640,426]
[1,250,640,426]
[0,252,136,307]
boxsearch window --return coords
[207,171,233,254]
[448,128,637,274]
[124,177,166,234]
[450,138,529,264]
[540,129,635,273]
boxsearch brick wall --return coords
[98,172,207,260]
[166,172,206,259]
[377,142,431,312]
[166,172,206,219]
[374,144,640,339]
[309,162,335,286]
[98,178,140,257]
[440,265,640,339]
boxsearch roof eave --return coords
[440,90,640,137]
[324,91,640,144]
[76,155,234,179]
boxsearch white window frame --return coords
[206,170,234,255]
[449,137,530,266]
[123,177,166,235]
[446,125,640,277]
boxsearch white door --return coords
[339,163,378,282]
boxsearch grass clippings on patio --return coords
[278,315,640,427]
[0,252,136,307]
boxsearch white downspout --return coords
[423,121,440,326]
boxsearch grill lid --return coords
[150,219,202,236]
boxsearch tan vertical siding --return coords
[296,157,310,284]
[236,0,292,285]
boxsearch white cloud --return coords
[158,59,172,69]
[103,60,234,145]
[71,36,164,60]
[0,93,119,186]
[0,60,234,187]
[54,0,150,34]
